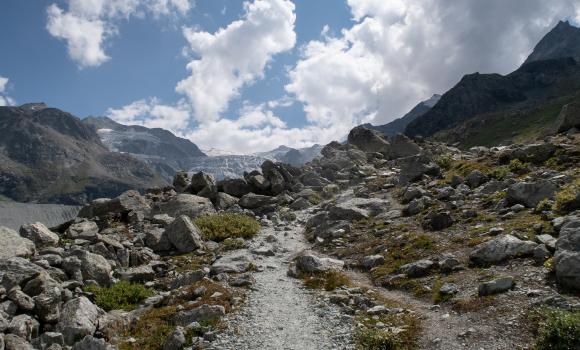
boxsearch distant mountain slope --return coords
[255,144,323,166]
[524,20,580,64]
[188,155,266,180]
[364,94,441,137]
[405,22,580,141]
[0,104,166,204]
[83,116,206,181]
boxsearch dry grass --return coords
[355,312,421,350]
[301,270,351,291]
[451,296,496,314]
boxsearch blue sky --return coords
[1,0,579,153]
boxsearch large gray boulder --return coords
[65,220,99,242]
[554,216,580,291]
[469,234,537,266]
[3,334,34,350]
[173,305,225,326]
[144,226,173,252]
[478,277,515,296]
[69,250,112,286]
[218,178,252,198]
[395,154,441,183]
[0,257,44,290]
[348,126,391,154]
[300,171,330,187]
[215,192,239,210]
[398,259,434,277]
[165,216,204,253]
[190,171,217,198]
[507,180,557,207]
[387,134,422,159]
[152,194,216,219]
[0,227,35,259]
[291,253,344,275]
[210,253,255,275]
[78,190,150,218]
[72,335,115,350]
[19,222,59,247]
[58,297,103,345]
[239,193,277,209]
[328,197,389,221]
[172,171,190,193]
[556,102,580,133]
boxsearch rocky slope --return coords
[1,122,578,349]
[525,20,580,65]
[83,117,206,182]
[405,22,580,143]
[0,104,166,205]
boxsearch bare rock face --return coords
[0,227,35,260]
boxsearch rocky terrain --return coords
[0,113,579,349]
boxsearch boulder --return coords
[398,259,434,277]
[0,257,44,290]
[556,102,580,133]
[465,170,488,189]
[362,255,385,269]
[506,180,557,208]
[469,234,537,266]
[300,171,330,187]
[328,198,389,221]
[554,217,580,291]
[65,220,99,242]
[72,335,115,350]
[395,155,440,183]
[19,223,59,247]
[348,126,391,154]
[478,277,515,296]
[210,253,255,275]
[247,173,270,192]
[500,143,558,165]
[165,216,204,253]
[69,250,112,286]
[239,193,277,209]
[8,314,39,340]
[163,327,186,350]
[173,305,225,326]
[291,253,344,274]
[289,198,311,211]
[152,194,216,219]
[144,227,173,253]
[172,171,190,193]
[0,227,35,259]
[190,172,217,197]
[57,297,103,345]
[219,178,252,198]
[78,190,150,218]
[387,134,422,159]
[422,211,453,231]
[214,192,239,210]
[3,334,34,350]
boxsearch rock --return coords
[367,305,390,315]
[557,102,580,133]
[229,274,255,287]
[219,178,252,198]
[19,223,59,247]
[210,253,255,275]
[500,143,558,165]
[57,297,103,345]
[398,259,434,278]
[3,334,34,350]
[69,250,112,286]
[165,216,204,253]
[173,305,225,326]
[163,326,186,350]
[152,194,216,219]
[405,197,432,216]
[291,253,344,275]
[300,171,330,187]
[439,256,463,273]
[439,283,459,295]
[239,193,277,209]
[402,186,426,204]
[144,227,173,253]
[117,264,156,283]
[39,332,65,350]
[172,171,190,193]
[78,190,150,218]
[348,126,391,154]
[170,270,206,289]
[465,170,488,189]
[469,234,537,266]
[247,173,270,192]
[422,211,453,231]
[395,154,441,183]
[65,220,99,242]
[289,198,311,210]
[387,134,422,159]
[8,314,39,340]
[72,335,115,350]
[554,217,580,291]
[190,172,217,194]
[215,192,239,210]
[535,234,557,250]
[328,197,389,221]
[362,255,385,269]
[0,227,35,259]
[8,288,34,311]
[506,180,557,208]
[0,257,44,290]
[478,277,515,296]
[533,245,551,264]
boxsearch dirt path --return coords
[208,212,355,350]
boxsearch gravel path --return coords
[209,212,355,350]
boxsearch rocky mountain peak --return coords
[524,20,580,64]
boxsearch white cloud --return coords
[0,76,15,107]
[176,0,296,122]
[287,0,580,126]
[107,98,191,134]
[46,0,195,68]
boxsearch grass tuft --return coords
[530,308,580,350]
[193,213,260,242]
[301,270,350,291]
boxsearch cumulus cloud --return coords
[176,0,296,122]
[0,76,15,107]
[107,98,191,134]
[287,0,580,126]
[46,0,195,68]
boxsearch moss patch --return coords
[85,281,154,311]
[301,270,351,291]
[193,213,260,242]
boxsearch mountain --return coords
[405,22,580,143]
[188,155,266,180]
[524,20,580,64]
[364,94,441,137]
[254,144,323,166]
[0,104,166,204]
[83,116,206,181]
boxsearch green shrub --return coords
[193,213,260,242]
[554,183,580,214]
[434,154,453,170]
[487,166,510,180]
[85,281,154,311]
[508,159,530,174]
[534,309,580,350]
[302,270,350,291]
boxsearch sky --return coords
[1,0,580,154]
